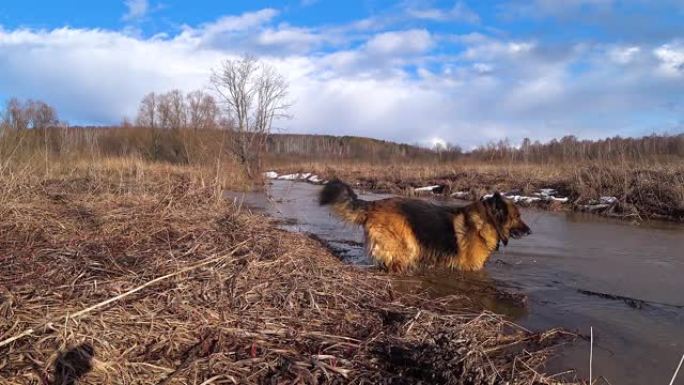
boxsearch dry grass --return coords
[273,160,684,221]
[3,128,681,220]
[0,158,579,384]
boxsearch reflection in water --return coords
[392,268,529,319]
[225,180,684,385]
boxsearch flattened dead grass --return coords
[1,160,579,384]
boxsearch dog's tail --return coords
[319,179,368,224]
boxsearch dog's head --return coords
[483,192,531,246]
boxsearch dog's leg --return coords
[367,229,419,272]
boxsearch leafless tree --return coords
[152,90,187,130]
[136,92,158,129]
[3,98,28,131]
[30,100,58,130]
[1,98,58,131]
[186,90,220,130]
[211,55,291,177]
[136,90,221,131]
[167,89,187,129]
[156,93,173,129]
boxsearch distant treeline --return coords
[2,97,682,167]
[2,125,681,167]
[265,134,462,163]
[469,135,684,164]
[265,133,684,164]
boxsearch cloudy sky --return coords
[1,0,683,148]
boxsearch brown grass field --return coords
[271,160,684,222]
[0,158,582,384]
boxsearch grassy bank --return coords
[2,127,682,221]
[0,158,579,384]
[271,160,684,222]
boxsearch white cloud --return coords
[406,1,480,24]
[447,32,489,45]
[175,10,340,56]
[472,62,494,75]
[256,25,323,54]
[504,71,566,112]
[462,39,535,60]
[177,8,279,50]
[365,29,433,56]
[123,0,149,21]
[196,8,278,34]
[654,42,684,76]
[309,29,434,77]
[608,46,640,64]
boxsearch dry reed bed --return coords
[273,161,684,222]
[1,162,577,384]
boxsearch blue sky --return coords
[1,0,683,147]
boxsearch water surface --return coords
[226,180,684,385]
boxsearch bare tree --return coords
[167,89,187,129]
[136,92,158,129]
[31,101,58,129]
[3,98,28,131]
[1,98,58,131]
[186,90,220,130]
[156,92,173,129]
[149,90,188,130]
[136,90,220,131]
[211,55,290,177]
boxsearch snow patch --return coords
[414,185,441,192]
[507,195,542,204]
[277,173,300,180]
[263,171,325,185]
[600,196,618,204]
[481,187,569,205]
[451,191,470,199]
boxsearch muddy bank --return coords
[266,166,684,222]
[0,163,577,384]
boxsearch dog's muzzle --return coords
[510,225,532,239]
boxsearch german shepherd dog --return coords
[320,180,531,272]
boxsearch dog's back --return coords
[380,199,459,258]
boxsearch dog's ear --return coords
[484,192,508,221]
[484,192,509,245]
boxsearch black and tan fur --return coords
[320,179,531,272]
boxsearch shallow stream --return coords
[226,180,684,385]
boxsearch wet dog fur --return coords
[320,179,531,272]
